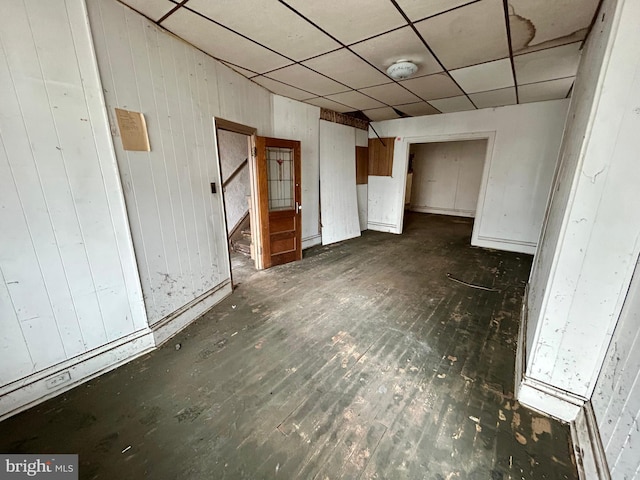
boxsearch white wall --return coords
[356,129,368,231]
[87,0,275,341]
[409,140,486,218]
[271,96,322,248]
[0,0,151,419]
[319,120,361,245]
[368,100,569,254]
[521,0,640,420]
[218,130,250,234]
[593,257,640,479]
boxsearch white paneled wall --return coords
[593,257,640,478]
[0,0,150,416]
[409,140,486,217]
[272,96,322,248]
[368,100,569,253]
[319,121,361,245]
[87,0,275,335]
[218,130,250,234]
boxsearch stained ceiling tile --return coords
[394,0,476,22]
[162,9,291,74]
[394,102,440,117]
[399,73,462,101]
[325,91,386,111]
[428,95,476,113]
[359,83,422,106]
[266,64,347,96]
[469,87,517,109]
[251,76,316,101]
[303,49,390,89]
[349,26,442,76]
[304,97,353,113]
[363,107,401,122]
[509,0,600,55]
[281,0,406,45]
[450,58,514,94]
[415,0,509,70]
[515,42,582,85]
[120,0,174,22]
[185,0,340,61]
[519,77,574,103]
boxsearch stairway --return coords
[231,229,252,257]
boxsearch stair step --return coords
[241,229,252,239]
[232,238,251,256]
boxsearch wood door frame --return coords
[214,118,265,273]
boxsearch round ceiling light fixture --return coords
[386,60,419,80]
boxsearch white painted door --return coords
[319,120,361,245]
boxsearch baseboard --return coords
[571,402,611,480]
[151,279,233,346]
[0,328,155,421]
[367,220,399,234]
[302,234,322,250]
[409,206,475,218]
[472,235,537,255]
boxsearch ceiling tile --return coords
[509,0,600,55]
[349,26,442,76]
[428,96,476,113]
[394,102,440,117]
[251,76,316,101]
[304,97,353,113]
[359,83,422,106]
[325,91,385,111]
[515,42,582,85]
[519,77,574,103]
[394,0,476,22]
[450,58,514,94]
[162,9,291,74]
[415,0,509,70]
[221,62,258,78]
[282,0,406,45]
[120,0,174,22]
[469,87,517,109]
[185,0,340,61]
[363,107,401,122]
[399,73,462,101]
[303,49,390,89]
[266,65,347,96]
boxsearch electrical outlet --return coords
[45,371,71,389]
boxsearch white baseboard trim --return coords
[409,206,475,218]
[472,235,537,255]
[0,328,155,421]
[368,220,399,234]
[151,279,233,346]
[302,234,322,250]
[571,402,611,480]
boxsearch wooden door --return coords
[255,136,302,269]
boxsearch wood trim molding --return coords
[215,118,257,136]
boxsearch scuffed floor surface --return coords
[0,213,578,479]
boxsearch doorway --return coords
[215,119,303,285]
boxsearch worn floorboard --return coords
[0,213,578,479]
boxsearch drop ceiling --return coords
[119,0,600,121]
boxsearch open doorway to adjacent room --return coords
[403,136,490,240]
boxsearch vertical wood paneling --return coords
[319,120,361,245]
[0,0,146,386]
[593,258,640,479]
[87,0,269,325]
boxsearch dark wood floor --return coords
[0,213,578,479]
